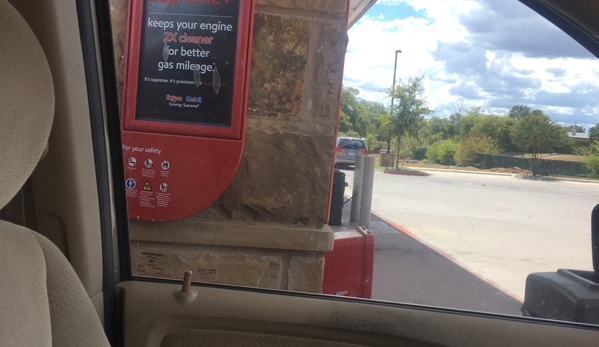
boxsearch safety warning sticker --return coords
[141,168,156,178]
[143,181,152,191]
[139,191,155,208]
[126,178,136,189]
[157,193,171,208]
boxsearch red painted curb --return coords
[383,170,430,176]
[369,209,523,304]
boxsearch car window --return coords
[109,0,599,328]
[338,139,367,149]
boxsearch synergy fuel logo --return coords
[166,93,203,108]
[166,94,184,108]
[166,94,182,102]
[186,96,202,103]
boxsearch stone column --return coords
[110,0,348,292]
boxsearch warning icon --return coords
[142,181,152,191]
[145,159,154,169]
[159,183,169,192]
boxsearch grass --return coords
[542,154,586,162]
[375,154,433,172]
[508,153,586,162]
[378,165,419,172]
[376,163,428,175]
[374,163,386,171]
[385,167,427,174]
[368,152,597,180]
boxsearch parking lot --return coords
[342,169,598,307]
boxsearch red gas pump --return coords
[121,0,255,221]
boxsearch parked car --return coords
[335,136,368,167]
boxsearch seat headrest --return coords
[0,0,55,209]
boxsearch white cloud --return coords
[344,0,481,110]
[343,0,599,127]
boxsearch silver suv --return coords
[334,136,368,167]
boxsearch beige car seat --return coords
[0,0,111,346]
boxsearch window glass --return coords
[338,138,367,149]
[109,0,599,326]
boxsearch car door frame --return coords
[74,0,599,346]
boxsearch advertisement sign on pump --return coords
[121,0,255,221]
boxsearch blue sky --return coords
[343,0,599,131]
[366,2,426,21]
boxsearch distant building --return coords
[568,125,590,147]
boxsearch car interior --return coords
[1,0,599,346]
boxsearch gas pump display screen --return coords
[135,1,240,127]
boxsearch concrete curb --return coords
[408,167,514,177]
[516,175,599,184]
[383,170,430,177]
[407,166,599,184]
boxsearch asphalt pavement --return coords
[330,196,523,316]
[332,165,599,318]
[355,169,597,302]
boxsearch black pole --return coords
[388,49,402,153]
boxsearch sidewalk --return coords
[330,198,523,316]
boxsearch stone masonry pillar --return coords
[111,0,349,292]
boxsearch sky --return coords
[343,0,599,131]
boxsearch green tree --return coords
[426,140,459,165]
[360,100,388,137]
[470,115,515,151]
[454,133,499,167]
[456,107,485,137]
[508,105,531,120]
[588,124,599,143]
[530,109,546,117]
[338,110,352,134]
[449,98,467,137]
[378,113,394,151]
[397,134,425,165]
[340,87,389,138]
[425,116,455,142]
[554,128,576,154]
[511,113,563,175]
[389,76,432,168]
[340,87,361,134]
[585,142,599,178]
[365,134,381,154]
[353,112,368,137]
[339,130,360,138]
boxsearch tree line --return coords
[340,77,593,175]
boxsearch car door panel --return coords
[118,281,598,347]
